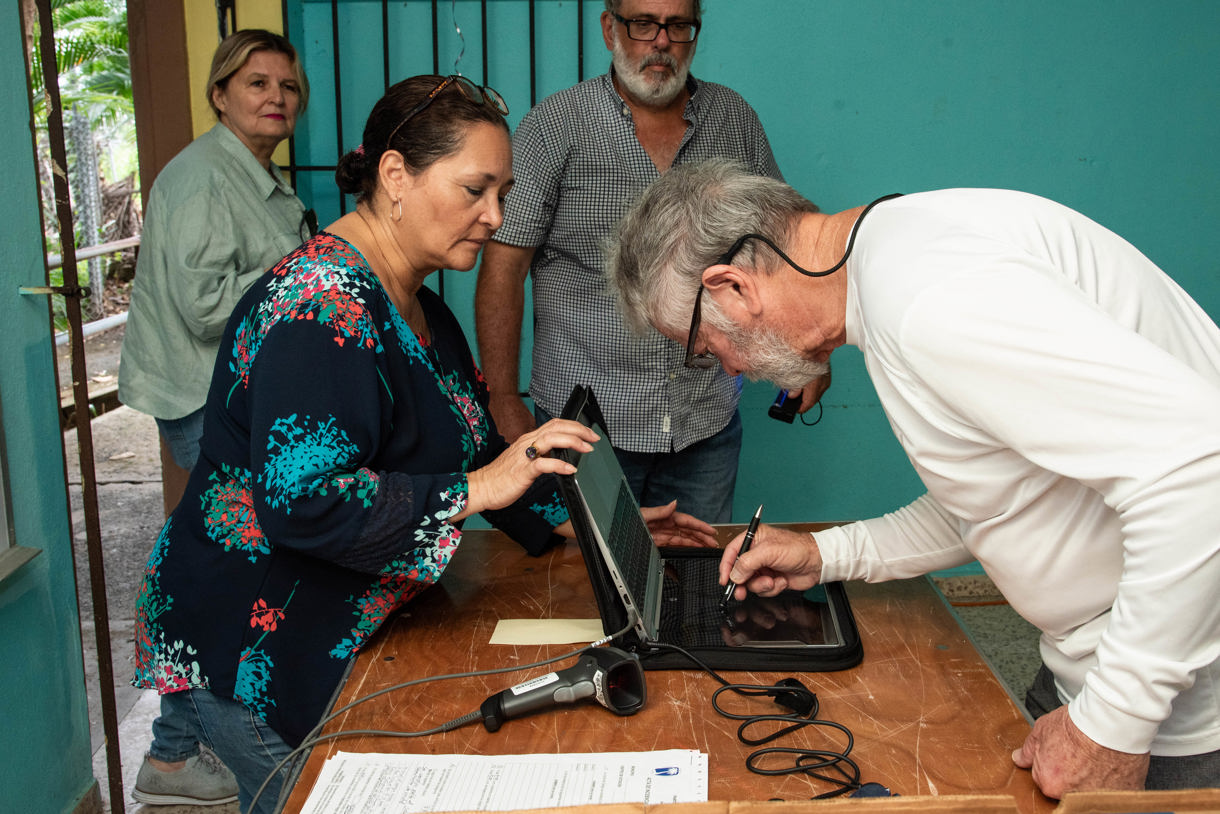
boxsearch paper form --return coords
[299,749,707,814]
[488,618,605,645]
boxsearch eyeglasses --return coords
[684,286,718,369]
[683,233,819,370]
[385,75,509,149]
[613,13,700,43]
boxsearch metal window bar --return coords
[45,235,140,271]
[331,0,345,214]
[43,235,141,347]
[280,1,590,302]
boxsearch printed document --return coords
[299,749,707,814]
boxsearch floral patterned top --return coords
[132,233,568,746]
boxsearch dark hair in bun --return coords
[333,146,371,196]
[335,75,509,204]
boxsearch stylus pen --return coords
[722,504,763,605]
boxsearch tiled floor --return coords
[934,574,1042,710]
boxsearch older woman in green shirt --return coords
[119,28,313,515]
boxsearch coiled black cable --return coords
[646,641,863,799]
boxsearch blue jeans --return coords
[149,694,202,763]
[155,406,206,471]
[537,406,742,523]
[158,690,295,814]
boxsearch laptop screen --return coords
[572,441,656,615]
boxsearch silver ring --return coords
[525,445,539,460]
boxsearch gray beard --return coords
[610,36,690,106]
[727,321,829,392]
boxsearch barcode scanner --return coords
[479,646,646,731]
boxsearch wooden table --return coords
[282,527,1053,813]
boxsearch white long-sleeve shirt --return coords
[815,189,1220,757]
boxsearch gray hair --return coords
[604,0,701,21]
[606,159,818,335]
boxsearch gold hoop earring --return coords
[392,198,403,222]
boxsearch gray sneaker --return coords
[132,749,239,806]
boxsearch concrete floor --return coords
[63,326,238,814]
[63,326,1041,813]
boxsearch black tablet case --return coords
[556,384,863,672]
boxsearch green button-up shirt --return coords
[119,122,308,419]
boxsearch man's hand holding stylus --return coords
[718,526,826,601]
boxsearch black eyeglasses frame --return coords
[612,12,700,43]
[683,286,717,369]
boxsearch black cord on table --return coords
[645,641,865,799]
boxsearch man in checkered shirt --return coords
[476,0,826,522]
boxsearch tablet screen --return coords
[657,556,845,649]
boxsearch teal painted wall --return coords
[0,4,98,814]
[287,0,1219,525]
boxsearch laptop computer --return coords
[556,385,862,671]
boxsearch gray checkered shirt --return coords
[494,70,783,453]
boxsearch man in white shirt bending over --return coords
[606,158,1220,798]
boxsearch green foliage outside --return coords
[30,0,138,329]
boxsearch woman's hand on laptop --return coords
[463,419,598,519]
[641,501,719,548]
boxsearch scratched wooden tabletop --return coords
[282,527,1053,813]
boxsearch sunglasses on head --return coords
[385,75,509,149]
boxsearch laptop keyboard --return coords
[610,481,654,608]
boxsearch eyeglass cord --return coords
[726,193,903,279]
